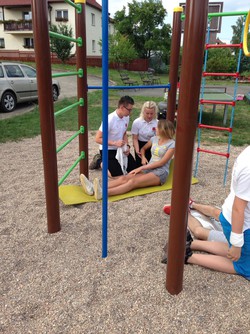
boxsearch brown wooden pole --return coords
[75,0,89,177]
[167,7,183,123]
[166,0,208,294]
[31,0,60,233]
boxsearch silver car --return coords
[0,62,60,112]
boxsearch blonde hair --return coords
[157,119,175,139]
[140,101,158,119]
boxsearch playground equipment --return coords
[243,10,250,57]
[31,0,249,295]
[195,10,249,185]
[165,3,249,294]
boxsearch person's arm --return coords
[131,145,174,174]
[227,196,247,261]
[95,130,125,147]
[132,134,140,157]
[140,140,152,165]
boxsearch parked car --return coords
[0,62,60,112]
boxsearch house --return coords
[0,0,115,64]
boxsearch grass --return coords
[0,89,249,146]
[0,62,249,146]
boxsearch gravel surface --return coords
[1,131,250,334]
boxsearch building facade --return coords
[0,0,114,63]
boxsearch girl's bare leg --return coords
[108,173,160,196]
[192,202,221,220]
[108,174,134,189]
[187,239,236,274]
[191,239,228,256]
[187,253,236,274]
[188,214,210,240]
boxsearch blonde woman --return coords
[131,101,158,167]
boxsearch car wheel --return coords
[52,85,59,101]
[1,91,17,112]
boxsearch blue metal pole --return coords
[102,0,109,258]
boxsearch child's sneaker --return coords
[80,174,94,195]
[89,153,102,170]
[189,198,194,209]
[93,178,102,200]
[163,204,171,215]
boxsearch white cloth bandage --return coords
[230,232,244,247]
[115,145,128,175]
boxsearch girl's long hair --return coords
[157,119,175,139]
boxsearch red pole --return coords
[167,7,183,123]
[75,0,89,177]
[166,0,208,294]
[31,0,60,233]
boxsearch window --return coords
[23,38,34,49]
[0,38,5,49]
[55,10,68,22]
[91,13,95,26]
[0,8,3,21]
[23,11,32,20]
[92,40,96,53]
[4,65,24,78]
[0,66,4,78]
[21,65,36,78]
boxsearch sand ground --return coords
[1,131,250,334]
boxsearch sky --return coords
[98,1,249,43]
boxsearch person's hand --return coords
[227,246,241,262]
[141,156,148,165]
[115,140,125,147]
[136,151,141,158]
[129,167,143,175]
[123,147,130,156]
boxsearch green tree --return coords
[50,24,74,63]
[108,32,138,68]
[206,48,237,78]
[231,16,250,73]
[114,0,171,63]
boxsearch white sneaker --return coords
[80,174,94,195]
[93,178,102,200]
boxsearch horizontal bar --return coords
[49,31,82,46]
[54,98,84,117]
[200,99,235,106]
[52,69,83,78]
[88,84,170,90]
[197,148,230,158]
[182,11,248,20]
[56,128,83,154]
[58,151,85,186]
[208,11,248,18]
[198,124,232,132]
[206,43,241,49]
[203,72,239,77]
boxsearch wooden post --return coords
[167,7,183,123]
[166,0,208,294]
[31,0,60,233]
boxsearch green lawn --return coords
[0,89,249,146]
[0,64,249,146]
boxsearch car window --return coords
[4,65,24,78]
[0,66,3,78]
[21,65,36,78]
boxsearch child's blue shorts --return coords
[220,212,250,280]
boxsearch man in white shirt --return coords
[94,96,136,176]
